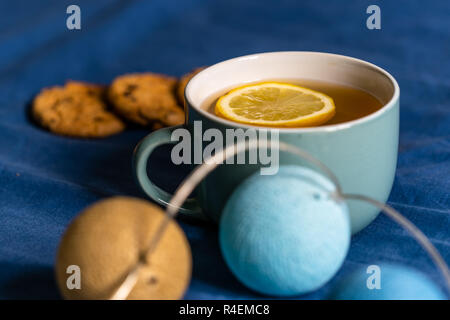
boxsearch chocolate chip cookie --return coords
[32,81,126,138]
[108,73,185,127]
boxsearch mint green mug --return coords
[133,52,399,234]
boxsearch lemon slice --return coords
[215,82,335,127]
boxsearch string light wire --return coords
[110,139,449,299]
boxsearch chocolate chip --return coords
[123,84,138,97]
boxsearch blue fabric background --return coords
[0,0,448,299]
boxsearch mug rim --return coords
[185,51,400,133]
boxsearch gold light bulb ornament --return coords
[55,197,191,300]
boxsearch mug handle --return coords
[133,125,204,219]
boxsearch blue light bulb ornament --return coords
[329,263,446,300]
[219,165,350,296]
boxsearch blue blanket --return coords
[0,0,448,299]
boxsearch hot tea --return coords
[201,79,383,127]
